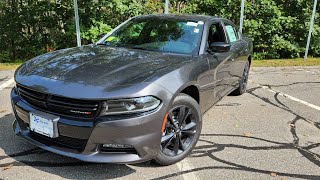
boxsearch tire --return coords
[231,60,250,96]
[153,93,202,166]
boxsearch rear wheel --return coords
[153,93,202,166]
[231,60,250,96]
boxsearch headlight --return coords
[100,96,161,115]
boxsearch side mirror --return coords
[209,42,231,53]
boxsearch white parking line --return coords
[176,159,199,180]
[0,78,14,91]
[249,80,320,111]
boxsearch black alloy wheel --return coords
[154,93,202,165]
[161,105,197,156]
[240,61,250,91]
[231,60,250,96]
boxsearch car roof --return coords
[133,14,230,23]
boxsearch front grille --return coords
[30,132,88,152]
[98,145,137,154]
[17,84,101,119]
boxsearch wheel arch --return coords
[181,85,200,104]
[171,82,201,105]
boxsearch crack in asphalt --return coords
[215,103,241,107]
[0,76,8,82]
[260,81,320,88]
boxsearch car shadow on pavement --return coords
[151,86,320,180]
[0,114,137,179]
[152,134,320,180]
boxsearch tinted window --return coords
[225,24,238,43]
[208,23,226,44]
[101,18,204,54]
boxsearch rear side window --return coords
[225,24,238,43]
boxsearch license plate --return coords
[29,111,59,138]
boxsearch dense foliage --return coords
[0,0,319,62]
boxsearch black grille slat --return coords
[20,92,47,109]
[18,88,46,101]
[99,145,137,154]
[50,96,98,106]
[48,98,98,108]
[47,103,98,112]
[17,84,100,119]
[30,132,87,151]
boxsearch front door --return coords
[205,22,234,102]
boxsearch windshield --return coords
[99,17,204,55]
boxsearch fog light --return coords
[102,144,133,148]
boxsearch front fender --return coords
[153,59,208,113]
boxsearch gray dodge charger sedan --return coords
[11,14,253,165]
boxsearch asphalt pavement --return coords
[0,66,319,180]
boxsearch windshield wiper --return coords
[131,46,159,52]
[131,46,149,50]
[96,43,107,46]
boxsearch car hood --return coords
[15,45,191,99]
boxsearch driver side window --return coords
[208,23,227,45]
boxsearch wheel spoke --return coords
[161,133,175,150]
[168,112,178,129]
[163,148,173,156]
[163,139,172,149]
[161,133,175,143]
[182,108,192,124]
[177,106,186,126]
[182,122,197,131]
[181,129,196,135]
[173,135,180,155]
[179,139,187,151]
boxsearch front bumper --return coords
[11,88,169,164]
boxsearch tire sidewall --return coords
[240,61,250,93]
[235,60,250,95]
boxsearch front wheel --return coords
[231,60,250,96]
[153,93,202,166]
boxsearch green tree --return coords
[0,0,319,62]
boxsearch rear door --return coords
[222,22,246,87]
